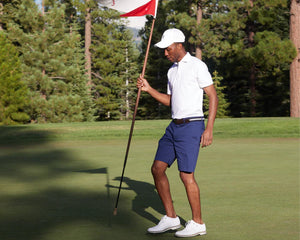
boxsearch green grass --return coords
[0,118,299,240]
[0,117,299,144]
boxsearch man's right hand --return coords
[137,75,171,106]
[137,75,151,92]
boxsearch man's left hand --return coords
[201,129,213,148]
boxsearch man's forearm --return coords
[147,87,171,106]
[206,94,218,130]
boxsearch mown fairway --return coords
[0,118,299,240]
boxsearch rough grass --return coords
[0,118,299,240]
[0,118,299,144]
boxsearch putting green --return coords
[0,119,299,240]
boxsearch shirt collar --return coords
[176,52,191,64]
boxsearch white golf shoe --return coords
[175,220,206,237]
[147,215,181,234]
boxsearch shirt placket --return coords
[174,62,181,86]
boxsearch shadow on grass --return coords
[0,126,148,240]
[76,170,168,225]
[0,125,53,146]
[0,125,183,240]
[108,177,165,224]
[106,177,186,226]
[0,151,114,239]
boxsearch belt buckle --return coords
[173,119,186,124]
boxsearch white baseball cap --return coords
[154,28,185,49]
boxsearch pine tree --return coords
[6,0,94,122]
[203,71,229,118]
[200,0,296,117]
[0,33,30,124]
[91,7,139,120]
[71,0,108,87]
[0,0,22,31]
[155,0,295,117]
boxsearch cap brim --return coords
[154,40,174,49]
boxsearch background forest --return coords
[0,0,298,124]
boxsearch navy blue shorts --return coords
[154,120,205,173]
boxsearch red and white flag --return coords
[103,0,159,18]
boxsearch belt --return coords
[172,117,205,124]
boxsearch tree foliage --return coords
[0,32,30,124]
[90,7,140,120]
[204,71,229,118]
[139,0,296,117]
[201,0,296,116]
[5,0,94,123]
[0,0,297,123]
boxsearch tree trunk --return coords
[290,0,300,117]
[196,1,202,60]
[85,0,92,86]
[249,64,256,116]
[125,48,130,120]
[41,0,46,101]
[70,14,73,34]
[248,0,256,116]
[0,3,3,31]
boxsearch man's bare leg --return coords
[180,171,203,224]
[151,160,177,218]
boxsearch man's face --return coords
[164,43,181,63]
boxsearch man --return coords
[137,28,218,238]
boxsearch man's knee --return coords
[151,160,168,177]
[180,171,196,185]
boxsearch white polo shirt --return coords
[167,52,213,119]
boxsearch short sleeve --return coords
[167,81,172,95]
[197,61,213,88]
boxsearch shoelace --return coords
[185,220,199,229]
[160,216,169,224]
[185,221,192,227]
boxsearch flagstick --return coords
[113,18,156,216]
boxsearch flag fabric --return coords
[103,0,158,18]
[120,0,158,18]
